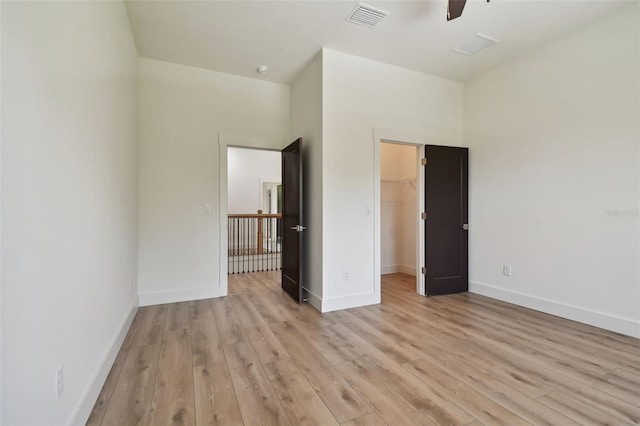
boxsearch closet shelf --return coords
[381,177,417,189]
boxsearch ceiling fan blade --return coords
[447,0,467,21]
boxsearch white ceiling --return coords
[124,0,633,84]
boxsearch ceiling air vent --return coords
[346,3,389,28]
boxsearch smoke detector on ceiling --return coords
[346,3,389,28]
[257,65,269,74]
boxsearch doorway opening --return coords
[380,142,420,293]
[227,146,282,275]
[219,135,304,303]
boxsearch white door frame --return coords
[218,132,283,293]
[373,128,429,296]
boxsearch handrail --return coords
[228,213,281,218]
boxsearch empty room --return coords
[1,0,639,425]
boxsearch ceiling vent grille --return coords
[346,3,389,28]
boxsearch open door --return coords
[281,138,304,303]
[424,145,468,295]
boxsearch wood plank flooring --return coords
[88,272,640,425]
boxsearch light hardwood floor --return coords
[88,272,640,425]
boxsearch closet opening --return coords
[380,142,419,293]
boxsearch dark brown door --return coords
[281,138,304,303]
[424,145,468,295]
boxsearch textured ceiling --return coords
[125,0,633,84]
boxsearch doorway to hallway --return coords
[223,138,306,304]
[227,146,282,274]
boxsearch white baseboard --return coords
[302,287,322,312]
[469,281,640,338]
[381,264,416,275]
[139,284,227,306]
[70,300,138,425]
[321,291,381,313]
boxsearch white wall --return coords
[1,2,139,424]
[322,48,463,311]
[290,51,324,307]
[466,3,640,337]
[138,58,289,305]
[380,143,417,275]
[227,147,280,214]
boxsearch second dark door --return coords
[424,145,469,295]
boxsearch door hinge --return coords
[421,212,427,220]
[421,267,427,275]
[421,157,428,166]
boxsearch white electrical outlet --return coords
[502,264,512,277]
[342,269,350,281]
[56,366,64,399]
